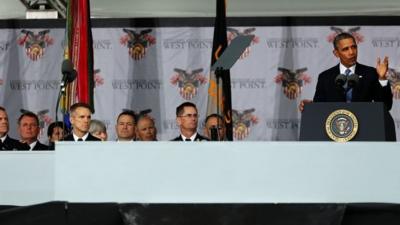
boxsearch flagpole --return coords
[207,0,233,141]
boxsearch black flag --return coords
[207,0,233,141]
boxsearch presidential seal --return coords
[325,109,358,142]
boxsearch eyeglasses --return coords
[179,114,198,118]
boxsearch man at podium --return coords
[300,32,393,111]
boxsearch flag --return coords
[206,0,233,140]
[61,0,94,114]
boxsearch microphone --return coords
[68,70,77,83]
[347,73,359,88]
[335,74,347,87]
[61,59,76,84]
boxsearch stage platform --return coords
[1,142,400,205]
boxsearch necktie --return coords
[78,138,83,141]
[185,138,191,142]
[345,68,353,102]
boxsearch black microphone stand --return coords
[55,78,67,123]
[55,60,76,141]
[54,74,70,144]
[209,35,254,141]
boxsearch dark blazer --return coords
[63,133,101,141]
[313,63,393,110]
[0,136,29,150]
[48,141,55,150]
[171,133,209,141]
[32,141,49,150]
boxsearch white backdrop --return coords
[0,19,399,142]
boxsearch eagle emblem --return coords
[170,68,207,100]
[334,118,351,135]
[327,26,364,43]
[227,27,259,59]
[232,108,258,140]
[325,109,358,142]
[17,29,54,61]
[120,28,156,60]
[275,67,311,99]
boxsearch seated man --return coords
[0,106,28,150]
[136,115,157,141]
[18,111,48,150]
[203,114,226,141]
[115,111,136,141]
[171,102,208,141]
[64,103,100,141]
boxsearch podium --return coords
[300,102,396,141]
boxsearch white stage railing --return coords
[1,142,400,206]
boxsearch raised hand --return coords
[376,56,389,80]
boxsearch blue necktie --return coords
[345,68,352,102]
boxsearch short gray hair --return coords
[89,119,106,134]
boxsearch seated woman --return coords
[47,121,68,150]
[89,119,108,141]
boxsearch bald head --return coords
[136,116,157,141]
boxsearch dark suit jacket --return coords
[63,133,101,141]
[32,141,49,150]
[313,63,393,110]
[48,141,55,150]
[4,139,49,151]
[0,136,29,150]
[171,133,209,141]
